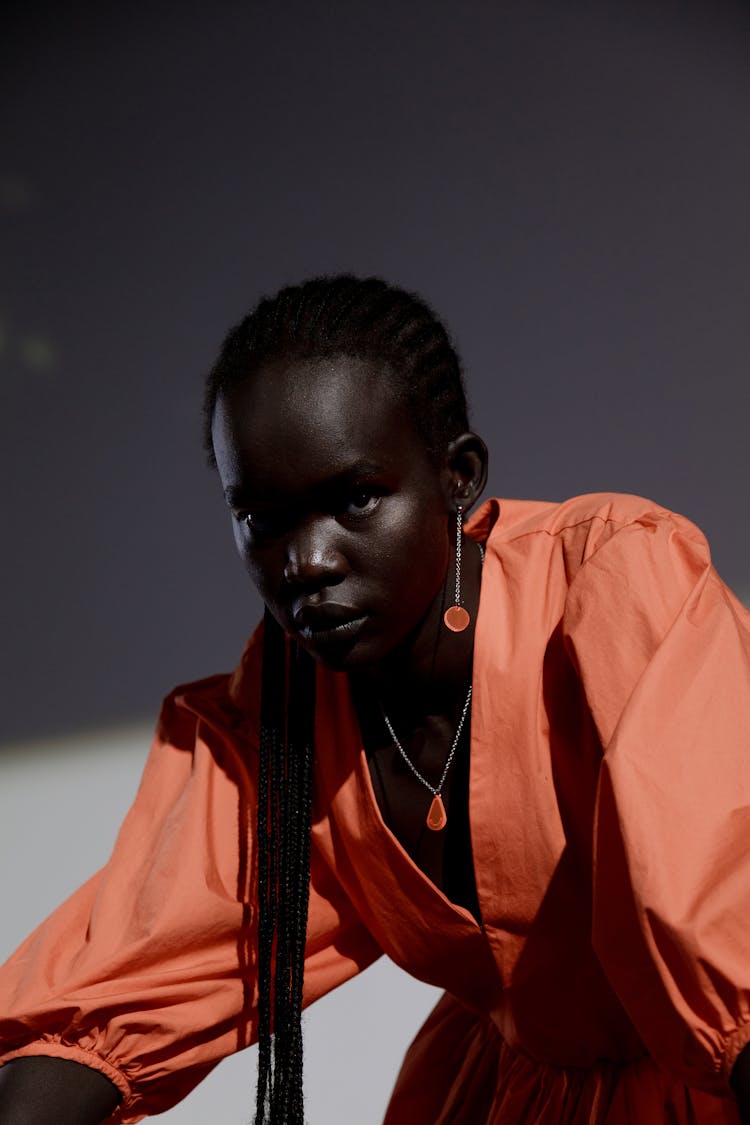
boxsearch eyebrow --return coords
[223,459,388,509]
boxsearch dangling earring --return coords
[443,506,470,632]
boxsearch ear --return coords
[443,432,489,513]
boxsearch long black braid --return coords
[256,610,315,1124]
[203,276,469,1124]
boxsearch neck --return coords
[351,536,483,724]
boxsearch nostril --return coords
[283,565,346,593]
[283,548,348,591]
[283,525,348,587]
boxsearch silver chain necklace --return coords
[380,683,473,831]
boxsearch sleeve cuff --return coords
[0,1040,136,1122]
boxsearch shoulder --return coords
[155,622,265,748]
[468,493,712,601]
[471,492,708,567]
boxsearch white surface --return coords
[0,726,440,1124]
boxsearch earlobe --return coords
[445,431,489,512]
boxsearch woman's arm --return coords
[563,510,750,1099]
[0,1058,120,1125]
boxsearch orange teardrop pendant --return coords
[444,605,470,632]
[426,794,448,831]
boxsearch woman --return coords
[1,275,749,1124]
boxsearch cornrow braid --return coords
[256,610,315,1124]
[203,274,469,469]
[204,275,469,1123]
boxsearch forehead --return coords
[212,356,430,491]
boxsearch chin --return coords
[296,612,421,673]
[301,630,392,673]
[305,638,374,672]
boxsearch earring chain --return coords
[455,506,463,607]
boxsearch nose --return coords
[283,517,347,591]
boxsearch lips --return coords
[292,602,367,641]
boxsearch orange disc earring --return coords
[444,506,471,632]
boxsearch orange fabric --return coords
[2,493,750,1122]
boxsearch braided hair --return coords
[203,275,468,468]
[203,276,469,1124]
[255,609,315,1123]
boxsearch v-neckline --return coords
[353,702,483,930]
[314,622,486,935]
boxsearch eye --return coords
[343,489,382,518]
[235,510,277,537]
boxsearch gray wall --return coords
[3,0,749,745]
[2,5,749,1121]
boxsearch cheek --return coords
[231,521,245,557]
[378,508,450,604]
[232,525,258,580]
[232,529,279,600]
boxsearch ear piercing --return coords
[444,506,471,632]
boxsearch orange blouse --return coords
[1,494,750,1123]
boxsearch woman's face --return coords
[211,355,454,670]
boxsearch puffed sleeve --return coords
[0,635,382,1122]
[563,508,750,1094]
